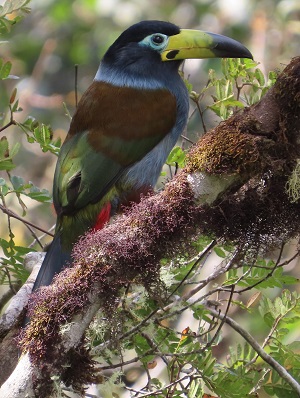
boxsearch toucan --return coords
[32,20,252,291]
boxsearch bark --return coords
[0,252,45,387]
[0,57,299,397]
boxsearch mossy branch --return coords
[1,57,300,397]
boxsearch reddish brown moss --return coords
[62,343,103,393]
[19,58,300,394]
[19,173,198,392]
[273,57,300,149]
[199,174,300,247]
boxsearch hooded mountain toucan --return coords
[32,20,252,291]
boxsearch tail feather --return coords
[32,234,72,292]
[23,234,71,326]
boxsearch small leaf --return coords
[281,275,299,285]
[11,99,20,112]
[0,159,15,171]
[214,247,226,258]
[166,146,186,168]
[0,60,12,79]
[0,136,15,170]
[147,360,157,369]
[13,245,33,255]
[255,68,265,86]
[243,59,258,69]
[246,291,261,308]
[0,136,9,157]
[26,190,52,202]
[27,136,35,143]
[10,175,24,190]
[9,142,20,157]
[9,87,17,104]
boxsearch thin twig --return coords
[181,134,195,144]
[206,307,300,395]
[0,119,16,132]
[230,241,286,294]
[0,280,22,312]
[167,240,216,301]
[0,203,54,236]
[181,247,241,303]
[140,331,169,366]
[0,104,16,132]
[204,285,235,350]
[29,224,56,249]
[195,100,207,133]
[125,370,197,397]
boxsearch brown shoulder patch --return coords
[68,81,177,144]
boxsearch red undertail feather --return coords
[93,202,112,230]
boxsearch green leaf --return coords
[255,68,265,86]
[0,136,9,157]
[10,175,24,190]
[0,182,9,195]
[26,189,52,202]
[0,136,15,170]
[281,275,299,285]
[267,70,278,87]
[166,146,186,168]
[11,99,22,113]
[243,59,258,69]
[0,0,31,18]
[13,245,33,255]
[9,142,20,157]
[0,159,15,171]
[0,238,11,256]
[214,247,227,258]
[0,60,12,79]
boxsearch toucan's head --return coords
[102,20,252,71]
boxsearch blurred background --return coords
[0,1,300,396]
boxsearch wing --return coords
[53,81,177,216]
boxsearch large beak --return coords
[161,29,252,61]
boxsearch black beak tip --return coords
[209,32,253,60]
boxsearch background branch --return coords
[206,306,300,394]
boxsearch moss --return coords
[62,343,103,392]
[19,58,300,395]
[286,160,300,202]
[186,58,300,177]
[273,58,300,132]
[186,118,263,176]
[199,173,300,248]
[19,172,198,393]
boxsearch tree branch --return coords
[1,57,300,397]
[0,204,55,237]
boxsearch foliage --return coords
[1,2,300,398]
[87,252,300,398]
[0,0,30,35]
[0,1,58,283]
[190,58,277,123]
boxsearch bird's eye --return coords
[151,34,165,45]
[140,33,169,52]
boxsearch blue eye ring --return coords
[139,33,169,51]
